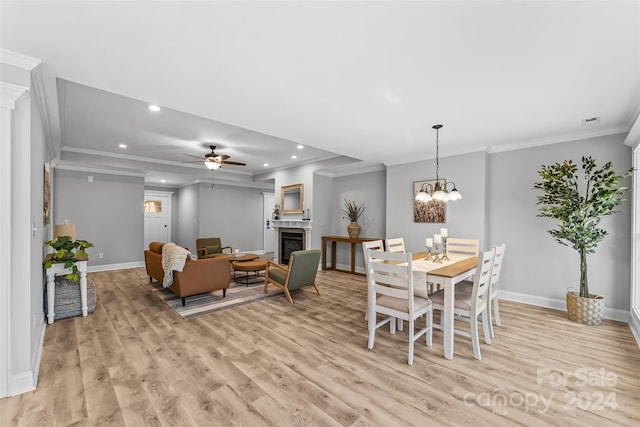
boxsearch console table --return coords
[322,235,382,276]
[44,255,88,324]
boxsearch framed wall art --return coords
[413,179,446,223]
[43,162,51,225]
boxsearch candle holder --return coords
[432,243,443,263]
[441,236,450,261]
[424,243,433,261]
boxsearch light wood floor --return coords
[2,268,639,426]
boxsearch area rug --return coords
[149,279,284,320]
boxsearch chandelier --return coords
[414,124,462,202]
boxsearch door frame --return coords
[144,190,173,246]
[262,192,275,256]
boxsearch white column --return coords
[0,81,29,398]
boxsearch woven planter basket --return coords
[47,277,96,320]
[566,291,604,326]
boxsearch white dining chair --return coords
[430,248,495,360]
[362,239,385,322]
[457,243,506,338]
[446,238,479,257]
[385,237,406,253]
[365,249,433,365]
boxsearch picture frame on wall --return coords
[44,162,51,225]
[414,179,446,223]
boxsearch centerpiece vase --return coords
[347,222,361,238]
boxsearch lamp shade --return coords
[53,224,77,239]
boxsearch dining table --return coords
[408,252,478,360]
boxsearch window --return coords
[144,200,162,213]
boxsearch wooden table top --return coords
[427,256,478,278]
[322,236,382,243]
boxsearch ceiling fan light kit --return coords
[414,124,462,203]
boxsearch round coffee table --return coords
[232,259,268,285]
[226,253,259,262]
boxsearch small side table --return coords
[44,257,88,324]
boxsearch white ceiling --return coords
[2,1,639,186]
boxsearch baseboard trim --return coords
[88,261,145,272]
[499,290,630,323]
[10,371,34,397]
[30,318,46,390]
[629,308,640,348]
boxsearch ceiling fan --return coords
[183,145,246,170]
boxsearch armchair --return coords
[263,249,321,304]
[196,237,233,259]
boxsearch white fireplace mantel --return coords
[272,220,312,262]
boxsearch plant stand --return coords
[566,292,604,326]
[45,259,88,324]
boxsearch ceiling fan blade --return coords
[181,160,205,163]
[221,160,246,166]
[183,153,204,160]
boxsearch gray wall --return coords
[53,170,144,265]
[331,170,387,270]
[176,183,199,250]
[197,183,266,252]
[488,133,632,310]
[385,133,632,311]
[387,150,488,253]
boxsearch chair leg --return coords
[470,314,481,360]
[181,297,186,307]
[223,288,226,298]
[493,298,502,327]
[263,278,269,294]
[397,317,403,332]
[408,318,415,365]
[487,300,495,339]
[368,318,376,350]
[426,310,433,347]
[390,316,396,335]
[312,282,320,296]
[283,287,294,304]
[482,310,492,345]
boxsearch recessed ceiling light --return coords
[160,179,166,183]
[291,155,297,159]
[297,144,304,149]
[118,143,127,148]
[264,163,269,167]
[148,104,161,112]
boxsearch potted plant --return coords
[44,235,94,282]
[341,198,365,238]
[534,156,632,325]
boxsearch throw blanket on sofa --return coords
[161,243,191,288]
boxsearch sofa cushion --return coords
[149,242,164,254]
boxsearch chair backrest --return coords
[386,237,406,253]
[365,249,415,314]
[489,244,506,299]
[469,249,496,315]
[446,238,479,256]
[196,237,222,252]
[286,249,321,291]
[362,240,384,268]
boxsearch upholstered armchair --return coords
[263,249,321,303]
[195,237,233,259]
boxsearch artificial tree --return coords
[534,156,632,298]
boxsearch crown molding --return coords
[0,82,29,109]
[52,160,145,178]
[0,50,41,71]
[487,126,629,154]
[314,163,386,178]
[61,146,253,177]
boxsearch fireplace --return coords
[280,228,305,264]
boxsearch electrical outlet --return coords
[88,175,94,182]
[99,252,104,259]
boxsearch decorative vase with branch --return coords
[534,156,632,324]
[341,199,365,238]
